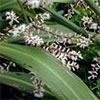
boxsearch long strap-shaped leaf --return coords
[0,0,76,10]
[0,72,35,92]
[84,0,100,16]
[0,43,99,100]
[0,72,54,98]
[0,0,18,10]
[53,0,76,3]
[43,7,89,38]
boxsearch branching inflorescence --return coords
[88,57,100,79]
[0,0,100,98]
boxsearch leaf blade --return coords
[0,72,34,92]
[0,43,99,100]
[43,7,89,37]
[84,0,100,16]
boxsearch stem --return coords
[31,21,80,40]
[98,0,100,6]
[91,86,98,90]
[17,0,29,24]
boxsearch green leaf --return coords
[0,43,99,100]
[0,72,55,98]
[43,7,89,38]
[97,79,100,89]
[49,24,75,33]
[84,0,100,16]
[5,24,75,43]
[0,0,76,11]
[0,72,35,92]
[14,7,35,19]
[95,34,100,46]
[53,0,76,3]
[0,0,18,10]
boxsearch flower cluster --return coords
[8,24,26,37]
[0,61,16,73]
[0,32,10,42]
[43,42,83,71]
[67,50,83,61]
[5,11,19,26]
[25,34,44,46]
[76,0,89,9]
[29,13,51,34]
[30,12,51,32]
[5,10,93,72]
[82,16,98,31]
[33,78,44,97]
[26,0,53,9]
[23,13,51,46]
[6,11,92,49]
[30,72,45,98]
[1,0,100,99]
[77,36,92,48]
[64,4,75,19]
[35,13,51,23]
[82,16,93,27]
[88,58,100,79]
[57,33,92,48]
[6,12,51,47]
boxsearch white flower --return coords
[88,59,100,80]
[77,41,88,48]
[66,61,79,71]
[0,65,6,73]
[26,0,40,9]
[88,70,98,79]
[82,16,93,26]
[67,51,78,61]
[88,74,97,79]
[77,51,83,59]
[89,23,98,30]
[5,11,19,26]
[9,26,19,37]
[18,24,26,32]
[26,0,53,9]
[77,37,92,48]
[94,58,100,63]
[33,90,44,98]
[30,75,44,98]
[58,53,67,65]
[91,64,100,71]
[25,35,44,46]
[67,50,83,61]
[61,57,67,65]
[35,13,51,24]
[40,0,53,7]
[0,62,16,73]
[64,4,75,19]
[97,52,100,56]
[9,24,26,37]
[41,13,51,20]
